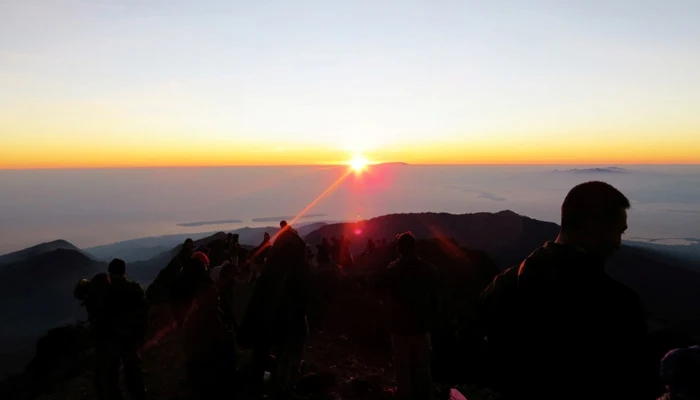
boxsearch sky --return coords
[1,0,700,168]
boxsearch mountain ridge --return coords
[0,240,84,266]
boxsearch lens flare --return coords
[349,155,369,172]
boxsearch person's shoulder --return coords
[479,265,519,301]
[124,280,144,294]
[606,277,642,306]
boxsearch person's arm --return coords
[477,266,519,340]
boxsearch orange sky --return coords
[2,135,699,169]
[2,1,700,168]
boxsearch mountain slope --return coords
[609,246,700,336]
[0,240,83,266]
[84,222,329,263]
[303,210,560,268]
[0,249,104,376]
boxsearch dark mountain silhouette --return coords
[625,240,700,273]
[0,249,104,377]
[84,232,220,262]
[609,245,700,336]
[303,211,560,268]
[85,222,328,263]
[554,167,628,174]
[0,240,83,266]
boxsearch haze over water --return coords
[1,164,699,254]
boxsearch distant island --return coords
[177,219,243,227]
[252,214,327,222]
[374,162,409,166]
[554,167,627,174]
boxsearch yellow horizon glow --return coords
[1,128,700,169]
[2,142,699,169]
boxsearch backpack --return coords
[74,273,110,325]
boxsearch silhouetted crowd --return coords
[74,182,700,400]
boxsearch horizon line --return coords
[2,162,700,171]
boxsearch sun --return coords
[349,154,369,172]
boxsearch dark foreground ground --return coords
[29,327,497,400]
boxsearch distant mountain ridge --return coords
[0,247,104,377]
[85,222,329,263]
[303,210,560,268]
[554,166,627,174]
[0,240,84,266]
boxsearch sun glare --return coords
[349,155,369,172]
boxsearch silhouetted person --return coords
[330,236,341,264]
[227,233,240,264]
[75,273,110,331]
[280,220,288,229]
[363,238,376,255]
[183,238,195,255]
[659,345,700,400]
[373,231,437,400]
[171,253,234,400]
[94,259,147,400]
[146,238,194,305]
[479,181,647,400]
[316,238,332,267]
[332,234,353,267]
[251,232,272,265]
[239,226,310,398]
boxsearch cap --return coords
[191,251,210,266]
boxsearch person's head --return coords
[183,238,194,253]
[264,232,271,241]
[108,258,126,277]
[396,231,417,257]
[559,181,630,257]
[232,233,239,243]
[280,220,288,229]
[226,232,233,241]
[661,346,700,399]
